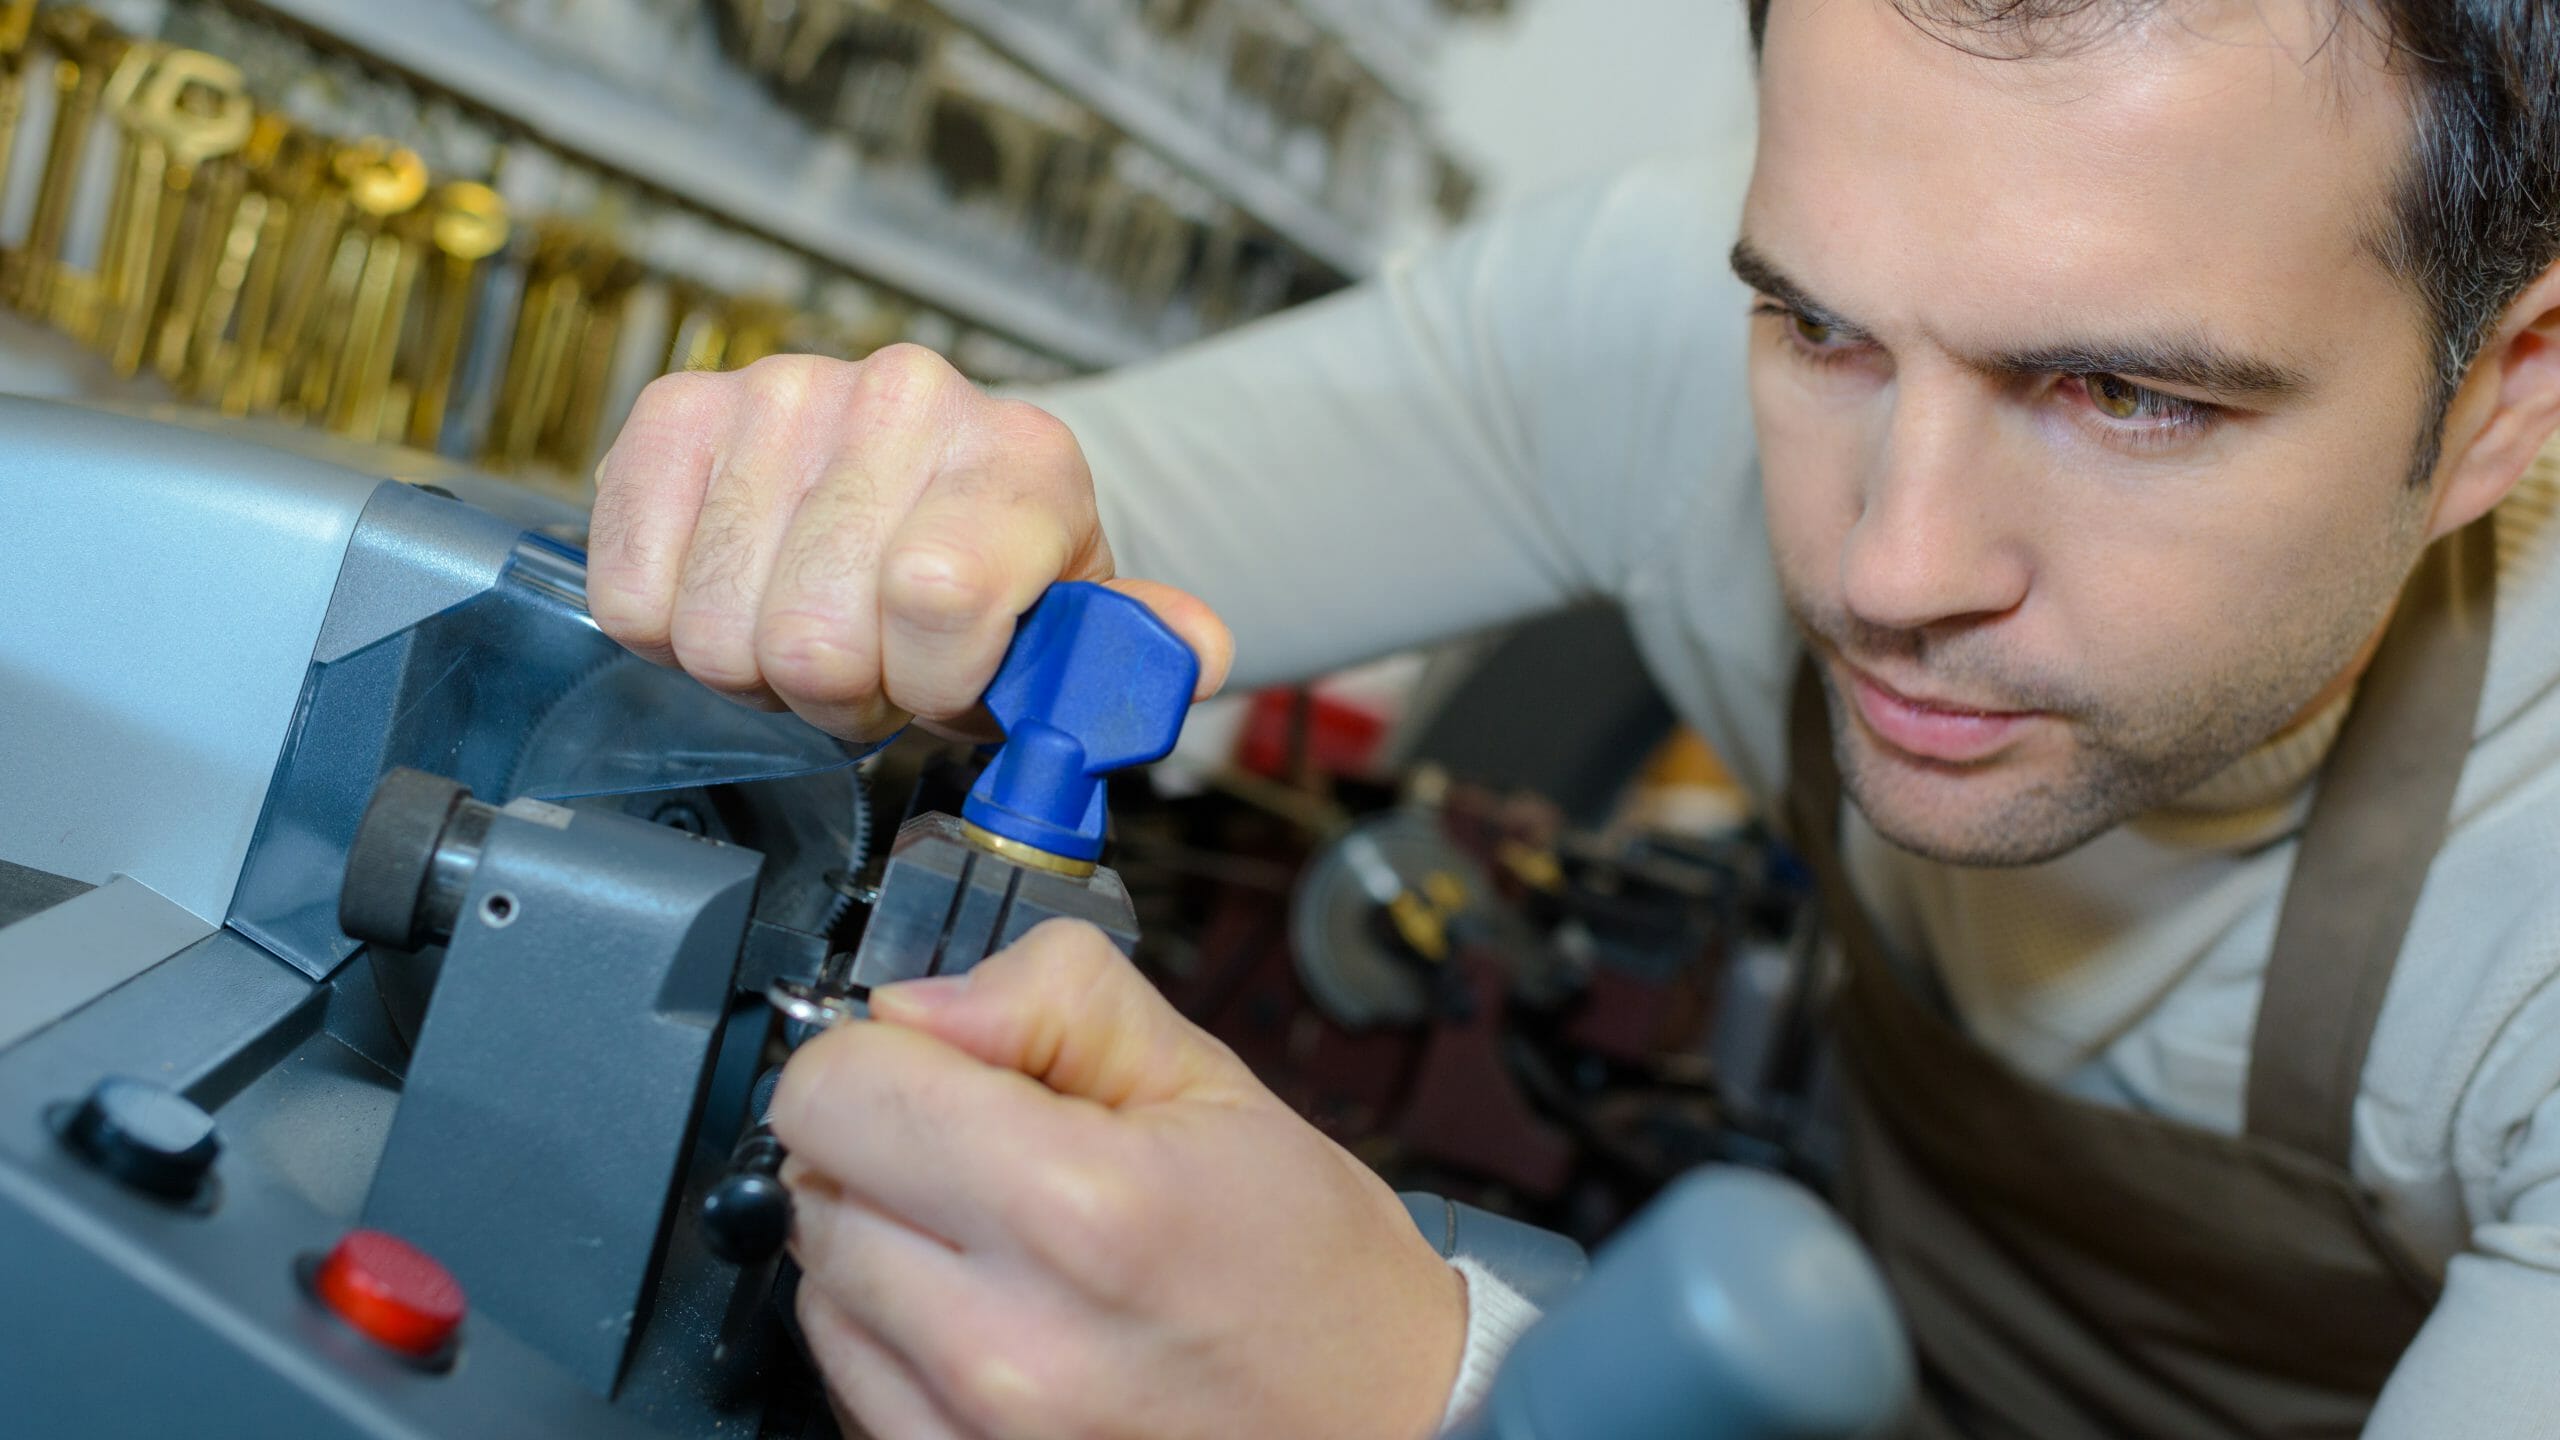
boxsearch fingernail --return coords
[872,974,971,1019]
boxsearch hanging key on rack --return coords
[547,232,646,476]
[71,30,168,350]
[246,129,357,418]
[0,0,42,219]
[401,178,509,451]
[11,10,134,322]
[320,140,430,440]
[166,109,288,392]
[213,117,327,415]
[284,138,424,430]
[147,102,262,388]
[487,218,642,476]
[96,46,253,377]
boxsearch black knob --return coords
[340,768,472,950]
[703,1172,793,1265]
[60,1077,219,1202]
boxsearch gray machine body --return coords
[360,801,762,1396]
[0,401,848,1438]
[1449,1167,1912,1440]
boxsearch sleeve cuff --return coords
[1439,1257,1544,1433]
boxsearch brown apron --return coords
[1779,520,2497,1440]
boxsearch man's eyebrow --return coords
[1730,238,2311,401]
[1976,337,2310,399]
[1728,240,1875,342]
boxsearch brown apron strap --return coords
[1784,659,1854,941]
[2244,518,2499,1166]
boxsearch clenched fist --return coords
[773,921,1469,1440]
[589,346,1234,739]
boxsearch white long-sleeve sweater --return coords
[1033,156,2560,1435]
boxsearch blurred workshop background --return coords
[0,0,1756,469]
[0,0,1801,1239]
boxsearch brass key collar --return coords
[961,821,1097,879]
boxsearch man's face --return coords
[1743,0,2445,866]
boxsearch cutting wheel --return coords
[1290,811,1505,1029]
[502,656,624,801]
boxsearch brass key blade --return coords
[403,179,509,449]
[103,48,251,376]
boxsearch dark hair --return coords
[1746,0,2560,473]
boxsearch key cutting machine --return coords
[0,396,1908,1440]
[0,394,1207,1438]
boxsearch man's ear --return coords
[2428,257,2560,540]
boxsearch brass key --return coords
[550,241,645,478]
[98,47,252,376]
[167,109,290,391]
[660,276,729,375]
[664,282,794,376]
[11,11,132,320]
[401,179,508,450]
[71,30,168,348]
[247,134,357,416]
[715,294,792,372]
[486,222,596,472]
[483,222,645,482]
[0,0,43,222]
[216,120,327,415]
[321,142,430,439]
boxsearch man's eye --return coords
[2084,374,2194,422]
[1751,301,1849,354]
[2069,373,2221,450]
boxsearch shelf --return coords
[242,0,1163,370]
[916,0,1380,276]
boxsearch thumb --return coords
[868,919,1247,1108]
[1103,577,1235,702]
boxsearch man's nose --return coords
[1837,388,2031,633]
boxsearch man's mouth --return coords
[1839,660,2042,766]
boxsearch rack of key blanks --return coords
[0,0,1501,496]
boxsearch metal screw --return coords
[651,802,707,835]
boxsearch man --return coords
[585,0,2560,1434]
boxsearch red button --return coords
[313,1229,465,1358]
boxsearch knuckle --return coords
[736,352,838,415]
[983,397,1077,457]
[1022,1156,1158,1302]
[756,612,880,705]
[973,923,1123,1021]
[933,1339,1066,1438]
[666,606,764,693]
[849,343,957,420]
[974,925,1091,1002]
[879,536,1001,635]
[588,587,670,652]
[618,368,730,441]
[1021,919,1121,983]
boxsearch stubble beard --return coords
[1786,526,2425,869]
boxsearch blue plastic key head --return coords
[961,582,1201,863]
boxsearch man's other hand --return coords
[589,348,1234,740]
[770,920,1468,1440]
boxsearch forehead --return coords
[1747,0,2420,360]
